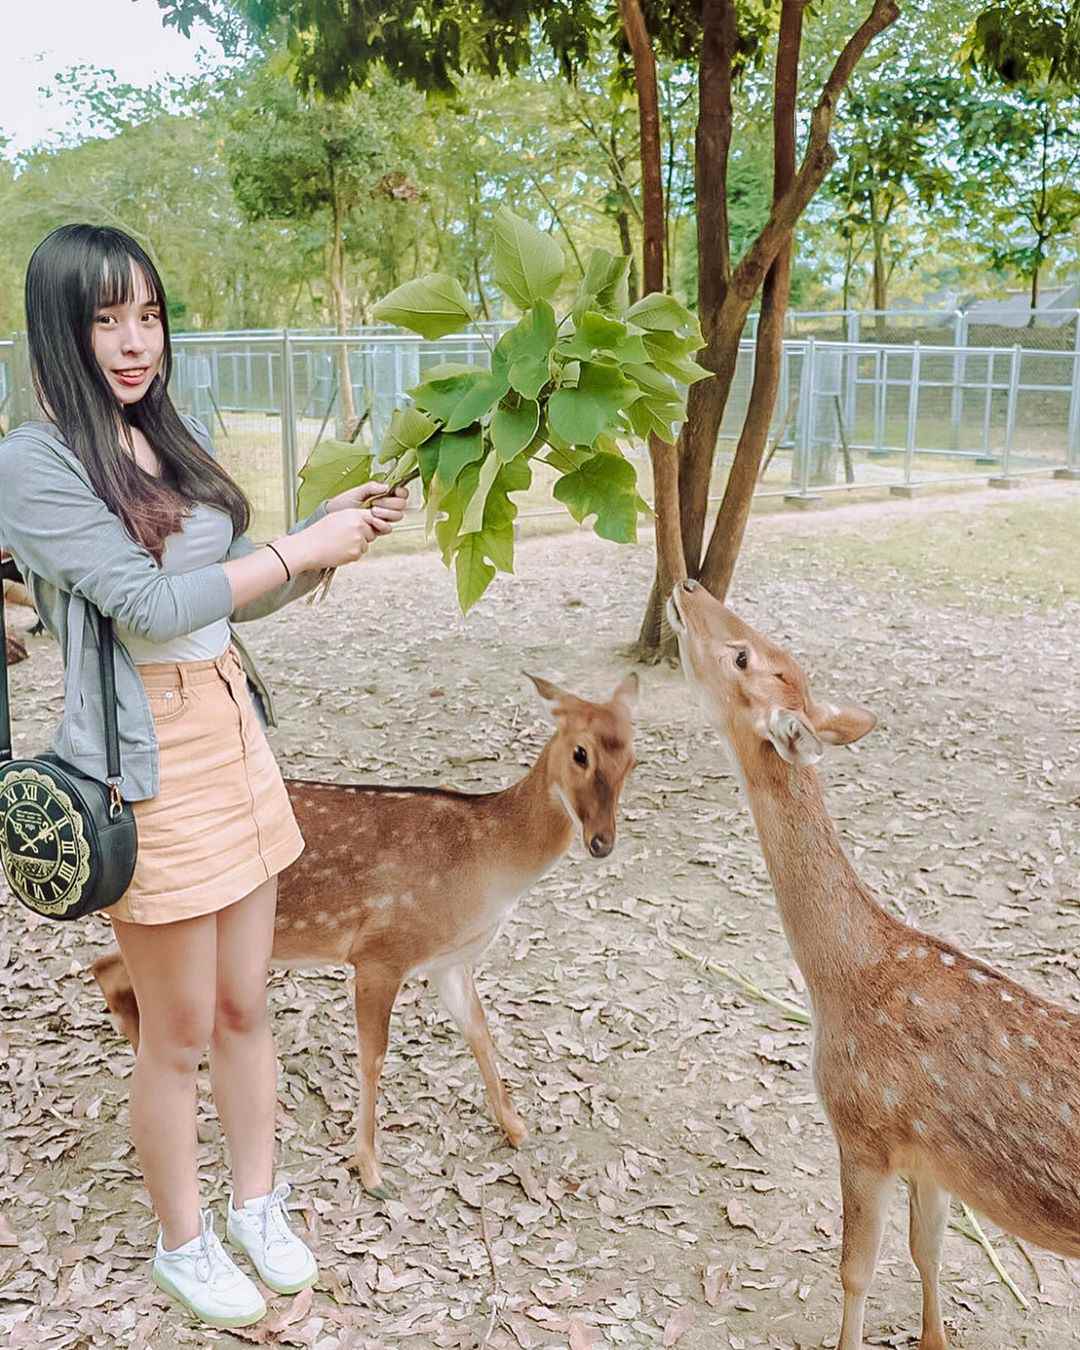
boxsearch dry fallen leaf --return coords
[662,1304,695,1346]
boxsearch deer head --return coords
[666,580,875,768]
[525,672,638,857]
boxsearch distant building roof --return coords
[964,283,1080,327]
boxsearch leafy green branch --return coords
[296,206,708,612]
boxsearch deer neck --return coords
[737,749,890,996]
[494,742,576,878]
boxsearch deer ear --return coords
[523,671,569,717]
[766,707,823,766]
[611,672,639,717]
[809,700,877,746]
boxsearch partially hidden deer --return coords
[93,672,637,1197]
[667,578,1080,1350]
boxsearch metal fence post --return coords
[990,345,1021,487]
[902,342,921,486]
[280,329,299,529]
[1058,313,1080,478]
[844,311,859,433]
[784,338,818,504]
[949,310,967,451]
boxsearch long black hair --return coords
[25,224,251,561]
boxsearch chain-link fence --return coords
[3,312,1077,538]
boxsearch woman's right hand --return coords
[277,507,389,574]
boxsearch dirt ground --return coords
[1,480,1079,1350]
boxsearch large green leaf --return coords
[642,330,713,385]
[296,439,374,518]
[410,368,507,431]
[553,451,642,543]
[573,248,630,320]
[433,427,485,487]
[625,292,702,341]
[547,361,637,446]
[373,273,475,339]
[455,531,503,612]
[628,394,684,444]
[493,207,564,310]
[383,406,437,461]
[461,447,503,535]
[622,363,681,401]
[490,399,540,460]
[493,300,557,400]
[558,311,628,360]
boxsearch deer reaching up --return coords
[93,672,637,1197]
[667,578,1080,1350]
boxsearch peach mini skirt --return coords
[104,646,304,925]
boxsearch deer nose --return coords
[589,833,613,858]
[681,578,700,592]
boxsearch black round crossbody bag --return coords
[0,561,138,920]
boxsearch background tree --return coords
[227,67,424,424]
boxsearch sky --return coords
[0,0,225,158]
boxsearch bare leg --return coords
[209,876,279,1206]
[837,1154,893,1350]
[111,912,218,1249]
[908,1176,950,1350]
[432,965,528,1148]
[348,966,400,1198]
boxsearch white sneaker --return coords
[152,1209,267,1329]
[227,1183,318,1295]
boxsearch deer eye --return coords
[734,649,749,670]
[573,745,589,767]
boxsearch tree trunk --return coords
[619,0,687,654]
[328,185,357,431]
[870,191,886,338]
[634,0,901,654]
[699,0,804,600]
[615,206,640,304]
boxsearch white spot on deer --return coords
[896,946,911,961]
[882,1086,898,1109]
[1018,1081,1034,1101]
[912,1119,927,1136]
[939,952,956,967]
[913,945,929,960]
[983,1109,996,1130]
[1036,1007,1050,1018]
[1000,990,1014,1004]
[1022,1034,1038,1049]
[967,969,990,985]
[907,991,927,1009]
[857,1069,870,1090]
[294,919,308,931]
[1060,1103,1072,1126]
[845,1036,857,1061]
[369,894,395,912]
[987,1059,1005,1078]
[1000,1032,1010,1050]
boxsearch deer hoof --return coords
[347,1154,398,1200]
[363,1176,399,1201]
[504,1117,529,1149]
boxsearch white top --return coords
[116,503,233,665]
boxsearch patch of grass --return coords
[789,494,1080,610]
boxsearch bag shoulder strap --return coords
[0,562,123,785]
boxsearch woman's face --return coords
[91,264,165,406]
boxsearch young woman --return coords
[0,224,407,1329]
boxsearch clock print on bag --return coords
[0,767,92,916]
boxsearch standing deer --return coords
[93,673,637,1197]
[667,578,1080,1350]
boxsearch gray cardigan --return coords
[0,416,326,801]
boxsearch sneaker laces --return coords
[261,1183,296,1253]
[191,1211,239,1289]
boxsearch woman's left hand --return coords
[325,482,410,525]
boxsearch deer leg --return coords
[90,949,142,1050]
[348,968,401,1199]
[431,965,528,1148]
[908,1175,950,1350]
[837,1154,892,1350]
